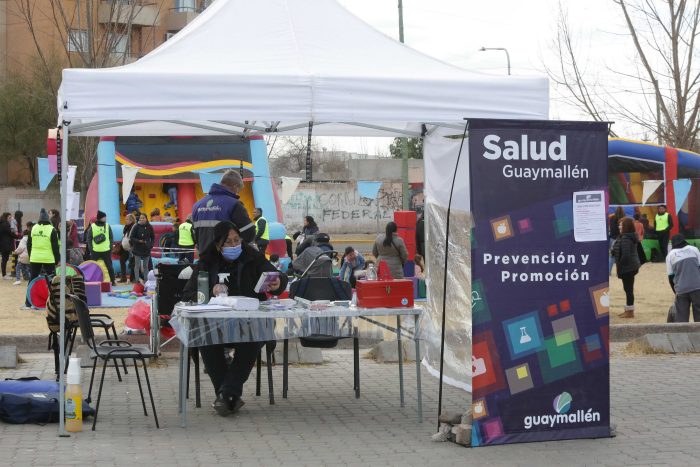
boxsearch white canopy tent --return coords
[54,0,549,433]
[58,0,547,137]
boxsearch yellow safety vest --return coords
[655,213,670,231]
[91,223,111,253]
[256,216,269,241]
[178,222,195,246]
[30,224,55,264]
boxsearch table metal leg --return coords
[414,314,423,422]
[353,326,360,399]
[180,344,188,428]
[178,343,184,414]
[283,339,289,399]
[397,315,405,408]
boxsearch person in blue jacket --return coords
[192,170,256,253]
[339,246,365,287]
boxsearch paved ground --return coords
[0,349,698,466]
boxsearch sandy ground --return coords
[0,260,674,335]
[609,261,675,324]
[0,278,129,335]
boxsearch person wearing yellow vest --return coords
[23,209,59,309]
[655,205,673,259]
[85,210,116,285]
[253,208,269,255]
[177,215,196,264]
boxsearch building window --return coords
[110,33,129,55]
[174,0,196,12]
[67,30,88,53]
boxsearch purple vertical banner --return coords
[469,120,610,446]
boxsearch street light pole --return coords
[479,46,511,76]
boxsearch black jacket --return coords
[183,246,288,302]
[416,215,425,257]
[0,220,14,253]
[612,232,641,276]
[129,222,155,257]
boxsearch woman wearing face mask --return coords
[129,213,155,284]
[183,220,288,416]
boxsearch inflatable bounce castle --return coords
[83,135,287,262]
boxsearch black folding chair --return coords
[70,295,159,431]
[287,250,358,398]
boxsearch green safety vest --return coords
[256,216,269,241]
[30,224,55,264]
[91,223,111,253]
[179,222,195,246]
[655,213,670,231]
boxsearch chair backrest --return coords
[68,294,96,349]
[46,274,86,333]
[155,263,190,315]
[289,277,352,301]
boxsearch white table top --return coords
[173,305,423,320]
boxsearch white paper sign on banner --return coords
[642,180,664,205]
[67,165,77,193]
[66,192,81,220]
[121,165,141,203]
[280,177,302,204]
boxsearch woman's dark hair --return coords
[304,216,317,228]
[344,246,354,256]
[0,212,10,223]
[201,221,255,261]
[383,221,397,247]
[14,211,23,226]
[620,217,636,234]
[26,222,34,230]
[139,212,149,221]
[614,206,625,219]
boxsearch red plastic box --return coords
[394,211,417,228]
[356,279,414,308]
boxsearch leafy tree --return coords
[389,138,423,159]
[0,56,61,185]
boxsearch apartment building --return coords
[0,0,212,78]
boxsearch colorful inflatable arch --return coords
[84,135,287,261]
[609,137,700,239]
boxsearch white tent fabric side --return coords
[422,126,473,392]
[58,0,548,136]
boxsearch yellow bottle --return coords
[65,357,83,432]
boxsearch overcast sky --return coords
[318,0,641,155]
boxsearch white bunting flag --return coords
[641,180,664,205]
[121,165,141,204]
[280,177,302,204]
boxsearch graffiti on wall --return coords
[281,182,403,233]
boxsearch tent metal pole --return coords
[58,123,70,437]
[165,120,245,136]
[69,120,125,131]
[340,122,420,137]
[70,120,150,134]
[211,120,269,132]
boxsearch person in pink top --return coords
[633,213,645,240]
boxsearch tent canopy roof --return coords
[59,0,549,137]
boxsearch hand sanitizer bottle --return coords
[65,357,83,432]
